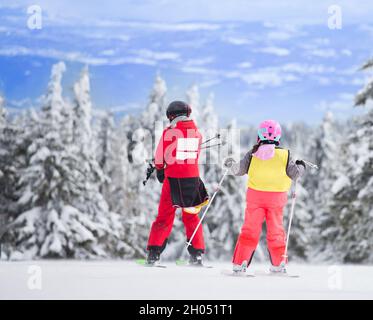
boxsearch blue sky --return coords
[0,1,373,125]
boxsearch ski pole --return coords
[200,143,222,150]
[201,134,221,146]
[186,169,229,249]
[302,160,319,170]
[282,179,298,264]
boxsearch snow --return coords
[331,175,350,195]
[0,260,372,300]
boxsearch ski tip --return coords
[221,269,255,278]
[254,270,300,278]
[175,259,187,266]
[135,259,147,265]
[135,259,167,268]
[176,259,213,268]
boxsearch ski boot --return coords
[146,248,161,266]
[232,260,248,275]
[187,244,205,267]
[189,251,204,266]
[269,261,287,274]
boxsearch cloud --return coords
[0,46,111,65]
[0,46,173,66]
[237,61,252,68]
[100,49,116,57]
[267,31,293,41]
[239,70,298,87]
[280,63,335,75]
[341,49,352,56]
[315,92,358,117]
[256,46,290,56]
[180,61,336,89]
[223,36,251,46]
[184,57,215,66]
[308,48,336,58]
[180,66,218,76]
[7,98,34,109]
[171,39,208,49]
[199,78,221,88]
[92,103,142,117]
[92,21,221,32]
[315,96,353,112]
[132,49,180,61]
[224,67,299,88]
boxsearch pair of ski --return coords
[136,260,298,277]
[136,259,213,269]
[221,269,299,278]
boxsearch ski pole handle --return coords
[302,160,319,170]
[143,162,156,186]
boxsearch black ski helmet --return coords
[166,101,192,121]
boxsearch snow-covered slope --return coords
[0,261,372,300]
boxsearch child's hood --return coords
[253,144,276,160]
[175,119,198,130]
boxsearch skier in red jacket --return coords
[146,101,209,266]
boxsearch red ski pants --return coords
[233,188,288,266]
[147,178,205,251]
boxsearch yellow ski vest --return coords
[247,148,292,192]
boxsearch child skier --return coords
[146,101,209,266]
[224,120,306,274]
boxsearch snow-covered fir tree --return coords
[327,60,373,263]
[208,120,246,259]
[199,93,220,181]
[186,84,201,125]
[0,95,26,246]
[105,115,131,214]
[140,74,167,133]
[198,93,223,258]
[281,122,313,261]
[95,111,118,202]
[0,94,5,126]
[308,112,342,262]
[5,63,132,259]
[120,75,168,258]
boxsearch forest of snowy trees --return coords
[0,59,372,264]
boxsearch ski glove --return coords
[224,157,236,169]
[295,160,306,168]
[156,168,165,183]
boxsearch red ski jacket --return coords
[154,119,202,178]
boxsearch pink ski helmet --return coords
[257,120,282,144]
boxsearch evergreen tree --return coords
[122,75,167,258]
[327,60,373,263]
[0,95,28,248]
[95,111,117,203]
[308,112,342,262]
[5,63,131,259]
[186,84,201,125]
[282,122,313,261]
[208,120,246,259]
